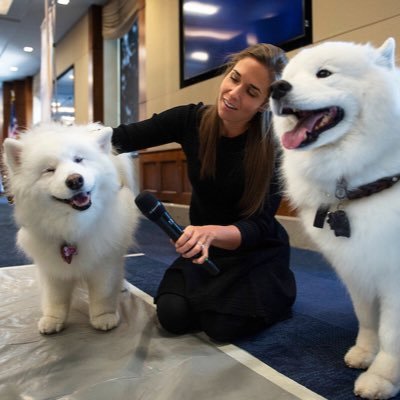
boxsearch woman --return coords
[112,43,296,342]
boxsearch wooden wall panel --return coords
[141,161,159,191]
[277,198,296,217]
[2,77,33,142]
[160,161,179,192]
[139,149,189,204]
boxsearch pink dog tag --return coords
[60,244,78,264]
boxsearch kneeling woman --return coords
[112,43,296,342]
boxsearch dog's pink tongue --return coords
[71,193,90,207]
[281,112,325,149]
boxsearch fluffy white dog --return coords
[3,123,138,334]
[271,38,400,399]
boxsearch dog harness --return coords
[314,174,400,238]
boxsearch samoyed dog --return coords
[270,38,400,399]
[3,123,138,334]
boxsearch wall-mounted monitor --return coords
[179,0,312,88]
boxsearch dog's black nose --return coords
[66,174,84,190]
[270,80,292,100]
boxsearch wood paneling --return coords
[2,78,33,142]
[277,197,297,217]
[139,148,191,204]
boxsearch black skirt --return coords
[155,242,296,323]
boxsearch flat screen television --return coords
[179,0,312,88]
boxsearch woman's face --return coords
[218,56,272,136]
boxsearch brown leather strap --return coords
[346,175,400,200]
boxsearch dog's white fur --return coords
[3,123,138,334]
[271,38,400,399]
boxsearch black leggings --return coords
[156,293,267,342]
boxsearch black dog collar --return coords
[313,174,400,238]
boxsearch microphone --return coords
[135,191,220,276]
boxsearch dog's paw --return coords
[354,371,399,399]
[345,345,376,369]
[38,316,65,334]
[91,312,120,331]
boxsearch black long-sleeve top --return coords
[112,102,288,253]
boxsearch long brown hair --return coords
[198,43,287,217]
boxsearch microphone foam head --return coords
[135,191,166,221]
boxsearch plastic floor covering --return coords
[0,264,325,400]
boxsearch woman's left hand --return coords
[174,225,217,264]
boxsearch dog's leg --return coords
[86,260,123,331]
[38,273,74,334]
[354,294,400,399]
[345,292,379,369]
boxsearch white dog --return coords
[271,38,400,399]
[3,123,138,334]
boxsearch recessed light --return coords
[10,66,18,72]
[57,0,70,5]
[24,47,34,53]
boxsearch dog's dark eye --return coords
[74,156,83,163]
[316,69,332,78]
[43,167,55,174]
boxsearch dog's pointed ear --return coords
[3,138,23,173]
[95,127,113,154]
[376,37,396,69]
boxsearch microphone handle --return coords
[156,215,220,276]
[157,213,184,241]
[199,256,220,276]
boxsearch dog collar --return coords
[314,173,400,238]
[61,243,78,264]
[335,175,400,200]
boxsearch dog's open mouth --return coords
[52,192,92,211]
[281,106,344,149]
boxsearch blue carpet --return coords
[234,248,359,400]
[0,199,30,266]
[2,199,398,400]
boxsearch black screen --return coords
[180,0,312,87]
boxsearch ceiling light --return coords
[57,0,70,4]
[23,47,34,53]
[10,66,18,72]
[184,1,219,15]
[0,0,13,15]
